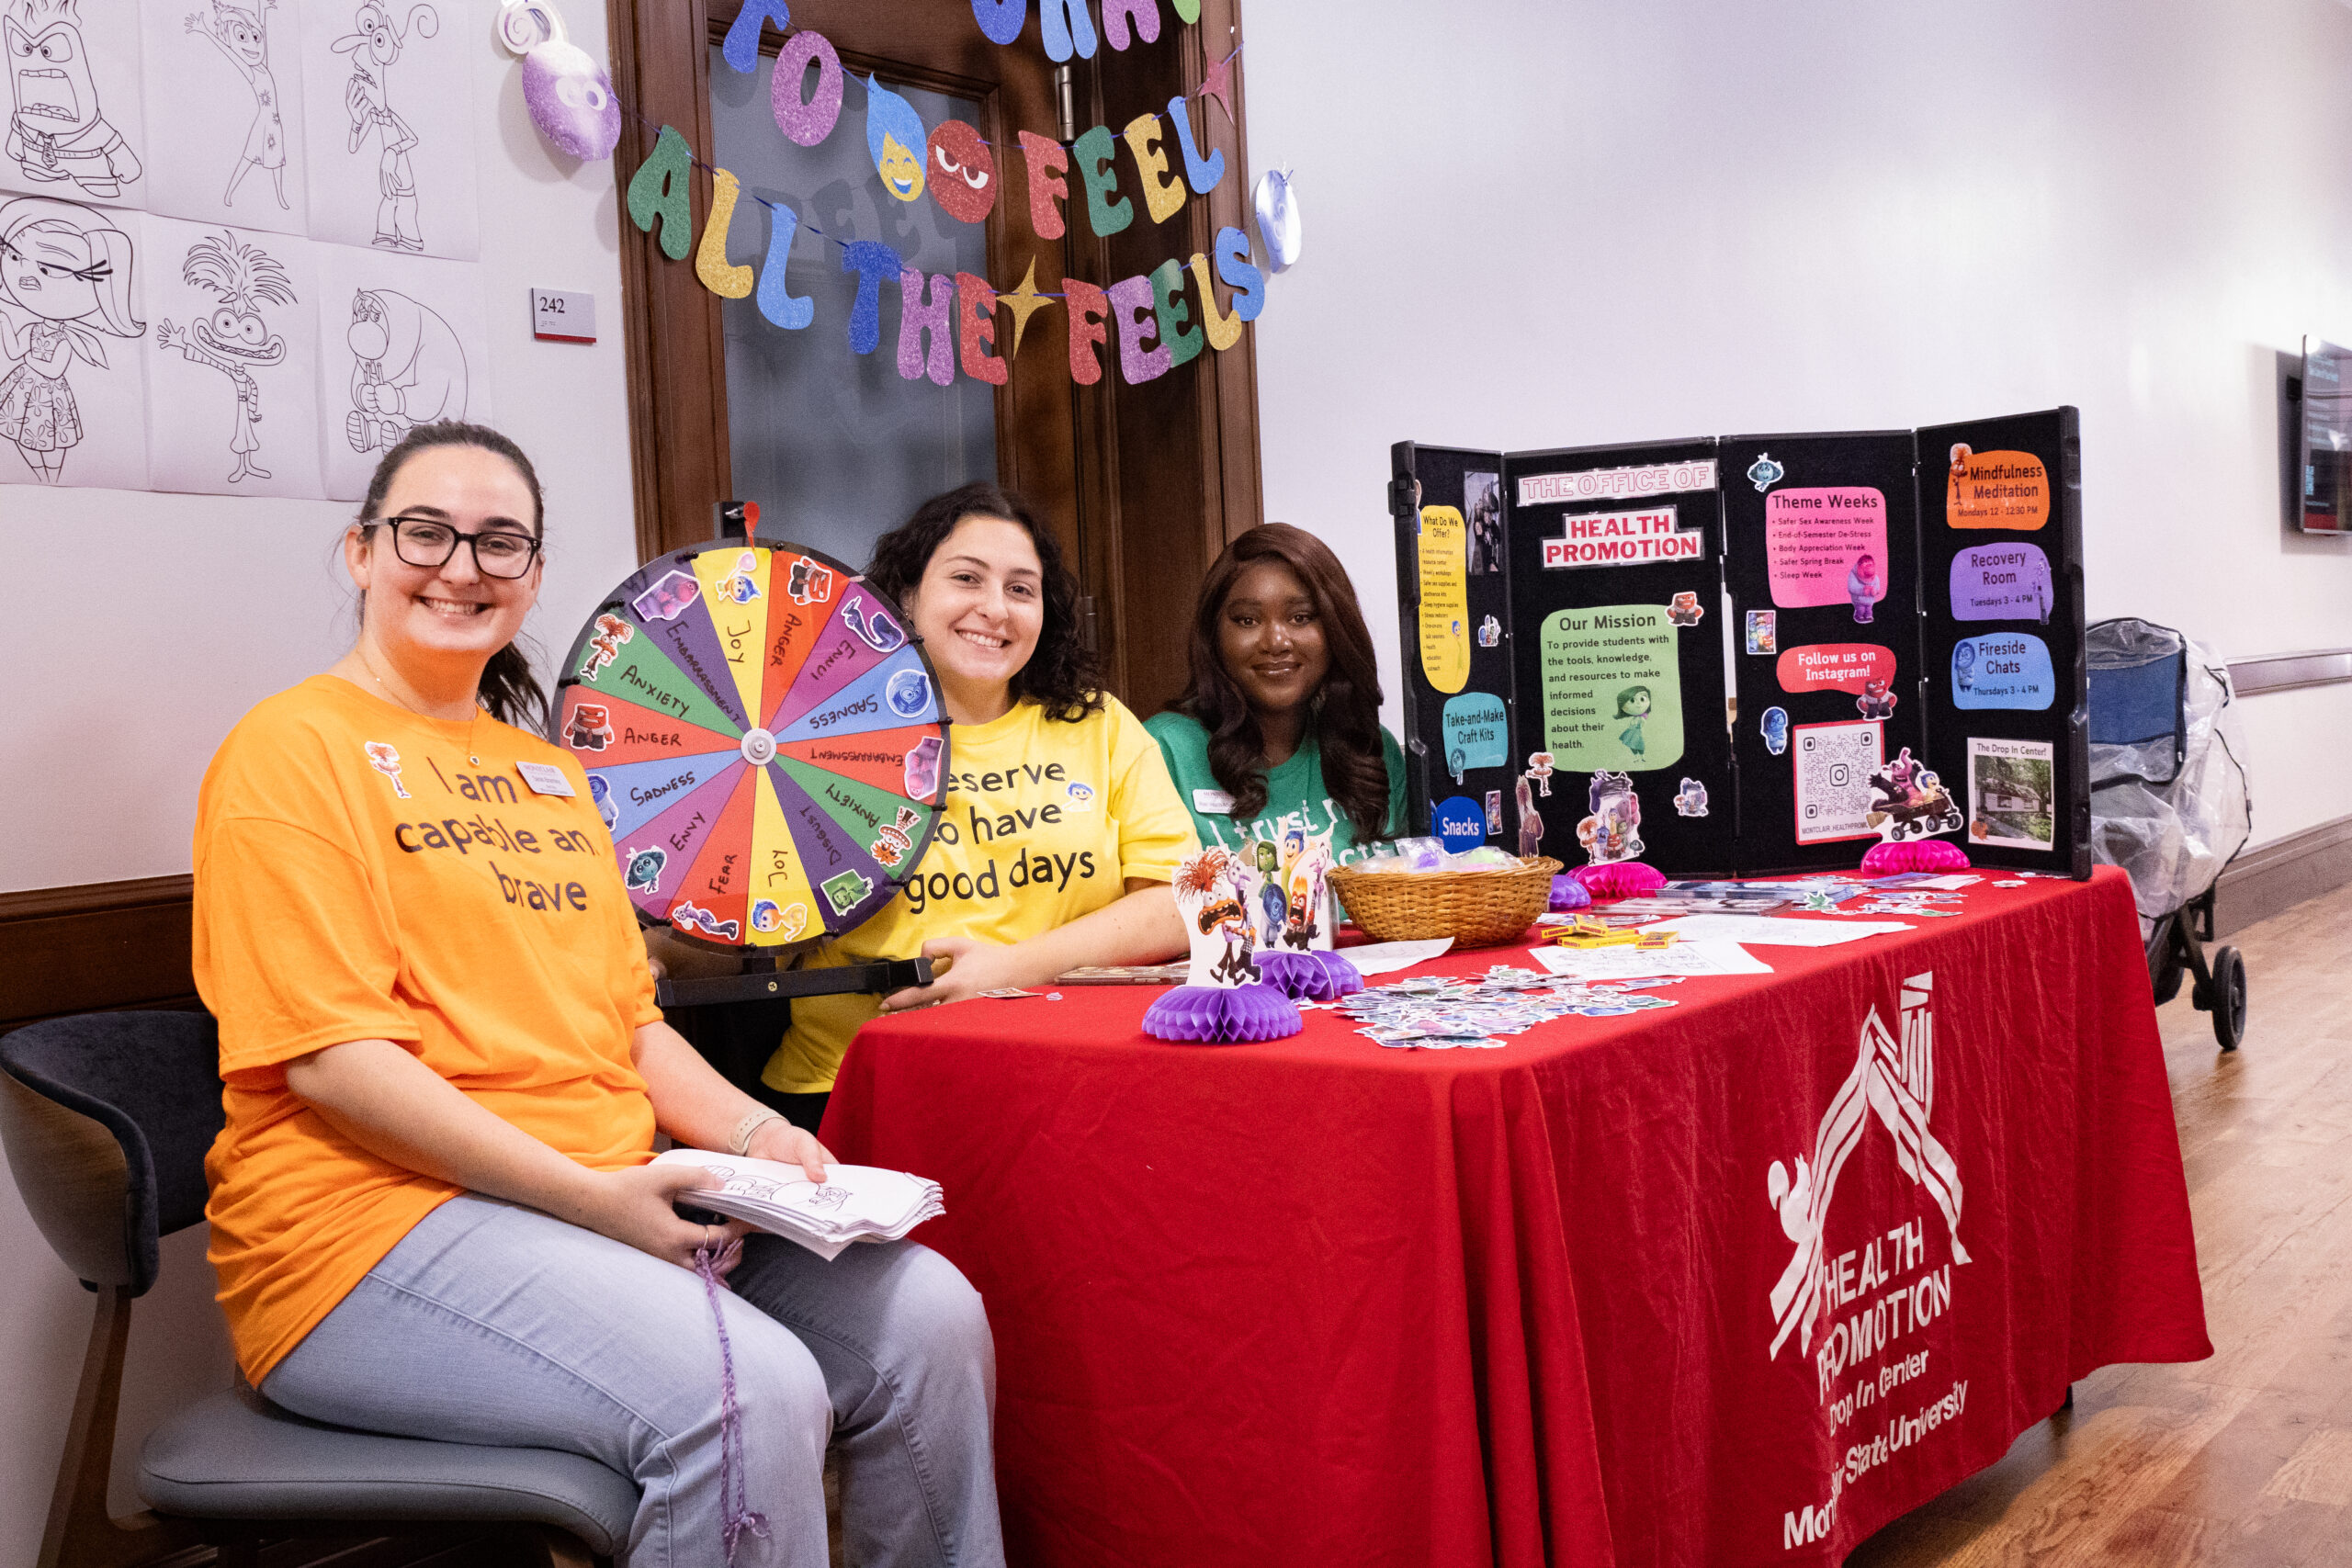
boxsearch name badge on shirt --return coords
[515,761,577,797]
[1193,788,1236,815]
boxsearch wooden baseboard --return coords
[2214,813,2352,937]
[0,875,196,1033]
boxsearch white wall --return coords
[1246,0,2352,846]
[10,0,2352,1556]
[0,9,639,1562]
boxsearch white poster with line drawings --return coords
[312,240,483,499]
[297,0,475,260]
[140,210,319,494]
[0,194,146,487]
[139,0,309,236]
[2,0,150,209]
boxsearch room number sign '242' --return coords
[531,288,597,344]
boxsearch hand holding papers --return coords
[655,1150,944,1261]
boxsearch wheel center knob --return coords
[741,728,775,766]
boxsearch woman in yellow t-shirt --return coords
[764,483,1194,1115]
[197,423,1001,1568]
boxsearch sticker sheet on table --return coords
[554,543,950,946]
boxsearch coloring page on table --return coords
[0,194,147,487]
[140,210,320,494]
[295,0,475,260]
[311,240,483,499]
[1,0,151,209]
[138,0,310,237]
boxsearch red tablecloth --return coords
[821,867,2209,1568]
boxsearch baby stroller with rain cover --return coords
[2086,619,2253,1048]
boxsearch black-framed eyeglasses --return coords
[375,515,543,579]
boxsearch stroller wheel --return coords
[2211,946,2246,1052]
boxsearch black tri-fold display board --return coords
[1389,408,2089,878]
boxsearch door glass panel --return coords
[709,50,997,570]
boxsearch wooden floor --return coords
[1849,882,2352,1567]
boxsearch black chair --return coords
[0,1011,637,1568]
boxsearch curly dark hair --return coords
[354,422,548,730]
[1169,523,1392,845]
[865,482,1103,722]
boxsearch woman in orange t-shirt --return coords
[196,423,1001,1568]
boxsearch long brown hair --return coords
[1170,524,1390,844]
[354,422,548,729]
[866,481,1103,722]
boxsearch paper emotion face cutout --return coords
[522,38,621,161]
[865,75,926,202]
[926,118,995,223]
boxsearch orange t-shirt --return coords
[196,675,664,1384]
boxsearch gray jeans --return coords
[265,1194,1003,1568]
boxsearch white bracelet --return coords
[729,1107,785,1156]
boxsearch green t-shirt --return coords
[1144,710,1408,866]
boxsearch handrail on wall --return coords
[2227,648,2352,695]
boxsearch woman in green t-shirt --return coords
[1146,524,1407,868]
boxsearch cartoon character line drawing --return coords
[332,3,436,252]
[5,0,141,197]
[153,229,293,483]
[186,0,288,209]
[1615,684,1652,760]
[1848,552,1879,625]
[0,195,137,482]
[343,287,465,451]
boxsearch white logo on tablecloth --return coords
[1767,971,1969,1363]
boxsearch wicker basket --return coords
[1330,857,1562,948]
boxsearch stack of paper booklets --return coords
[653,1150,944,1260]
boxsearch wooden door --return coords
[609,0,1261,716]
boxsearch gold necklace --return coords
[359,649,483,766]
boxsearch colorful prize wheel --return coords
[549,542,949,948]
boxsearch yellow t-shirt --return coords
[195,675,663,1385]
[765,696,1197,1093]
